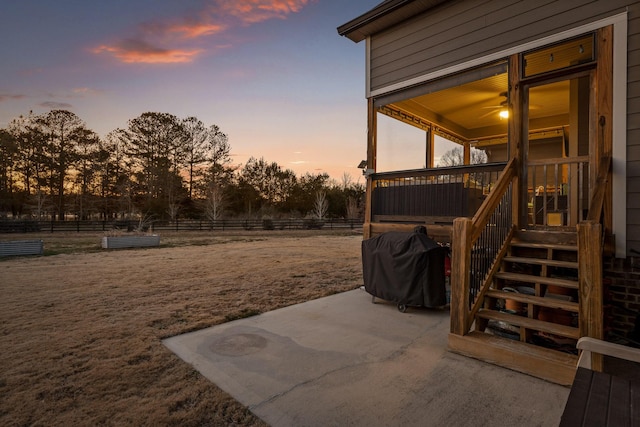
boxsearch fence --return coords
[0,218,363,234]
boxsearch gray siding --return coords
[368,0,640,255]
[370,0,629,91]
[626,8,640,255]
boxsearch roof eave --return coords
[337,0,450,43]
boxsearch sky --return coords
[0,0,381,181]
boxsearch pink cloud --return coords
[0,94,26,102]
[169,22,226,39]
[93,40,202,64]
[93,0,311,64]
[218,0,311,24]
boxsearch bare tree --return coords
[312,191,328,219]
[346,196,359,220]
[340,172,353,190]
[204,184,225,222]
[438,146,487,167]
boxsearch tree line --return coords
[0,110,364,222]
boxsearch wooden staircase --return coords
[449,229,582,385]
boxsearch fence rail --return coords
[0,218,363,234]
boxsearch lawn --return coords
[0,230,363,425]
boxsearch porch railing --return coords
[370,162,507,223]
[526,156,589,227]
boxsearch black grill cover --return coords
[362,229,447,308]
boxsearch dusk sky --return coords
[0,0,381,181]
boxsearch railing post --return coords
[577,220,604,371]
[451,217,472,336]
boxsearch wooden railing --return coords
[526,156,589,227]
[369,162,507,223]
[451,158,517,335]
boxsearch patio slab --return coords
[163,288,570,426]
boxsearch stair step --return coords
[503,256,578,269]
[477,309,579,339]
[448,331,578,386]
[485,289,579,312]
[510,241,577,251]
[495,271,578,289]
[513,229,577,246]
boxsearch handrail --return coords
[451,158,517,336]
[370,162,507,180]
[470,158,517,242]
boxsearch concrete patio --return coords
[163,288,570,426]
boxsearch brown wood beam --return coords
[364,97,377,239]
[451,217,472,336]
[508,54,523,227]
[577,220,604,372]
[597,25,613,236]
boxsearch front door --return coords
[522,71,594,229]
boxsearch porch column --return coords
[426,125,434,168]
[363,98,377,239]
[596,25,613,235]
[508,54,523,227]
[463,141,470,165]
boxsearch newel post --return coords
[577,220,604,371]
[451,217,472,335]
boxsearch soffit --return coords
[337,0,451,43]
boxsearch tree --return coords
[35,110,87,220]
[205,124,231,186]
[0,129,17,215]
[120,112,188,218]
[312,191,328,219]
[203,183,225,222]
[239,157,297,212]
[95,131,130,219]
[182,117,208,199]
[73,128,101,219]
[7,112,48,215]
[286,172,330,214]
[438,146,487,167]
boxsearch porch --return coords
[363,150,611,385]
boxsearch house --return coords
[339,0,640,385]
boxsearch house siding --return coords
[370,0,629,91]
[628,8,640,255]
[368,0,640,255]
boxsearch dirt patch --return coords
[0,230,364,425]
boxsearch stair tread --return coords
[485,289,579,312]
[510,241,577,251]
[448,331,578,385]
[477,308,579,339]
[495,271,578,288]
[503,256,578,269]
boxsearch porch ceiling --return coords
[385,74,570,142]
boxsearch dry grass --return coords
[0,230,364,426]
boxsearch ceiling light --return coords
[499,110,509,119]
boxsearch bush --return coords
[262,218,274,230]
